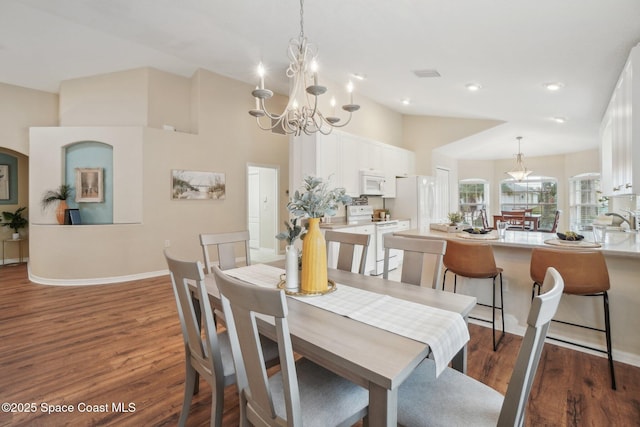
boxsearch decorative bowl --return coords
[556,232,584,241]
[463,228,491,235]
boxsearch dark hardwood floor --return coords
[1,264,639,426]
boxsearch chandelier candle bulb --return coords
[257,62,265,90]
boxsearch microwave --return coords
[360,170,385,196]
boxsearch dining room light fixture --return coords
[248,0,360,136]
[506,136,532,181]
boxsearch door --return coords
[435,167,450,223]
[247,165,279,256]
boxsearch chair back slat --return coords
[325,230,371,274]
[498,267,563,427]
[200,230,251,273]
[383,235,446,289]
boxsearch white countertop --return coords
[395,228,640,259]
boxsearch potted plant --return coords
[288,176,352,293]
[2,207,28,240]
[447,212,464,226]
[41,184,73,224]
[276,218,306,291]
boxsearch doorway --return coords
[247,164,281,263]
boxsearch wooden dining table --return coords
[204,265,476,427]
[493,213,541,230]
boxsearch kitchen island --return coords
[395,228,640,368]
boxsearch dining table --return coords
[204,264,476,427]
[493,213,541,230]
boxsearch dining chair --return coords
[502,211,527,230]
[164,250,279,426]
[397,267,564,427]
[538,210,561,233]
[383,235,447,289]
[212,265,369,427]
[325,230,371,274]
[200,230,252,273]
[530,247,616,389]
[442,239,505,350]
[164,250,237,427]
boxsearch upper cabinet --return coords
[600,44,640,196]
[290,131,415,198]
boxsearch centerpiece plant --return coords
[286,176,352,293]
[276,217,305,290]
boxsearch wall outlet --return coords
[164,240,170,247]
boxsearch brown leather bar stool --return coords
[442,239,505,351]
[530,248,616,390]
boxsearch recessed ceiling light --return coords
[351,73,366,81]
[544,82,564,91]
[465,83,482,91]
[552,116,567,123]
[401,98,411,105]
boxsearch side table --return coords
[2,238,27,266]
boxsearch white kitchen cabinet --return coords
[290,130,415,198]
[600,44,640,196]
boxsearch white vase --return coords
[12,233,19,240]
[285,245,299,291]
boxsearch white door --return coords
[247,164,279,255]
[435,167,450,223]
[247,167,260,248]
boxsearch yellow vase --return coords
[301,217,328,293]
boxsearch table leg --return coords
[368,384,397,427]
[451,316,469,373]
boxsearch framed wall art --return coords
[0,165,8,200]
[171,169,226,200]
[75,167,104,203]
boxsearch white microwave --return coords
[360,170,385,196]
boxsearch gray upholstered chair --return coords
[200,230,252,273]
[383,234,446,289]
[164,250,278,427]
[397,267,564,427]
[213,265,369,427]
[164,250,236,427]
[325,230,371,274]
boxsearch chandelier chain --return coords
[299,0,305,39]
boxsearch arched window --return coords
[458,179,489,227]
[500,176,557,230]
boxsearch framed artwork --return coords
[171,169,226,200]
[0,165,8,200]
[75,167,104,203]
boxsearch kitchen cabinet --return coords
[291,131,415,198]
[600,44,640,196]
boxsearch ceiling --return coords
[1,0,639,160]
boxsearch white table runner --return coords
[223,264,469,376]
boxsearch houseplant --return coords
[41,184,73,224]
[288,176,352,293]
[447,212,464,226]
[276,218,305,290]
[2,206,28,239]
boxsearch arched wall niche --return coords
[64,141,114,224]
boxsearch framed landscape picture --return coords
[171,169,226,200]
[75,167,104,203]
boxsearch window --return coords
[458,179,489,227]
[500,177,557,229]
[569,173,605,231]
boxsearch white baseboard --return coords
[28,265,169,286]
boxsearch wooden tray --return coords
[277,279,337,296]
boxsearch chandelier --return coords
[248,0,360,136]
[506,136,532,181]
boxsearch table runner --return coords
[223,264,470,376]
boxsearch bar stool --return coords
[530,248,616,389]
[442,239,505,351]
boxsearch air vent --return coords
[413,69,441,78]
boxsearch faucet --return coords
[605,212,635,230]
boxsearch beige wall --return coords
[403,115,503,175]
[28,68,290,282]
